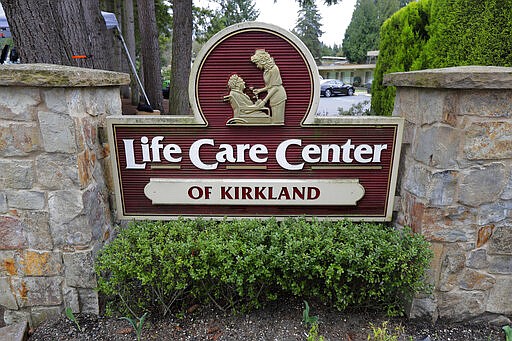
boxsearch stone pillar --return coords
[0,64,129,327]
[386,66,512,322]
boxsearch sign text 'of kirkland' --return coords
[107,22,404,221]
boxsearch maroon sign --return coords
[108,23,403,221]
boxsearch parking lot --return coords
[316,92,371,116]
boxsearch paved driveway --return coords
[316,93,371,116]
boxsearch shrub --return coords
[372,0,512,116]
[371,0,432,116]
[95,219,207,316]
[96,218,432,317]
[338,100,372,116]
[423,0,512,69]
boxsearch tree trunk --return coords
[169,0,192,115]
[110,0,130,98]
[1,1,66,64]
[1,0,112,70]
[137,0,163,112]
[123,0,139,105]
[80,0,112,69]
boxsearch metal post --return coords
[115,26,151,108]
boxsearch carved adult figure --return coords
[251,49,287,124]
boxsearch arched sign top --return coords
[188,22,321,127]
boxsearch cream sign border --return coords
[107,22,404,221]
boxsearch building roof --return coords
[318,64,376,71]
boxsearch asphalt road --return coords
[316,93,371,116]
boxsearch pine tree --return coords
[342,0,379,64]
[342,0,412,64]
[293,1,323,65]
[201,0,259,42]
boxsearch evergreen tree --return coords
[321,43,342,57]
[372,0,512,116]
[293,1,323,65]
[200,0,259,42]
[371,0,431,116]
[342,0,412,64]
[422,0,512,68]
[342,0,379,63]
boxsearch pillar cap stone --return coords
[0,63,130,87]
[384,66,512,89]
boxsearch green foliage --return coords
[423,0,512,68]
[154,0,173,65]
[504,325,512,341]
[372,0,512,116]
[197,0,259,43]
[65,307,82,332]
[161,65,172,86]
[342,0,413,64]
[121,312,148,341]
[372,0,431,116]
[307,322,326,341]
[342,0,380,64]
[293,1,324,65]
[155,0,172,41]
[302,300,319,327]
[96,219,432,317]
[338,100,373,116]
[368,321,404,341]
[0,37,13,46]
[321,43,342,57]
[95,220,203,316]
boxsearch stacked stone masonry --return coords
[386,66,512,322]
[1,63,511,327]
[0,64,129,327]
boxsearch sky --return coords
[255,0,356,46]
[197,0,357,47]
[1,1,357,47]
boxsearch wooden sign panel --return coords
[107,22,403,221]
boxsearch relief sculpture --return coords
[225,49,287,125]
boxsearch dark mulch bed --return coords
[28,297,505,341]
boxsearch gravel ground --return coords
[28,297,507,341]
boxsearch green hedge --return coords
[423,0,512,68]
[95,218,432,317]
[372,0,512,116]
[372,0,432,116]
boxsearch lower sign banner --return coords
[107,118,403,221]
[144,179,365,206]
